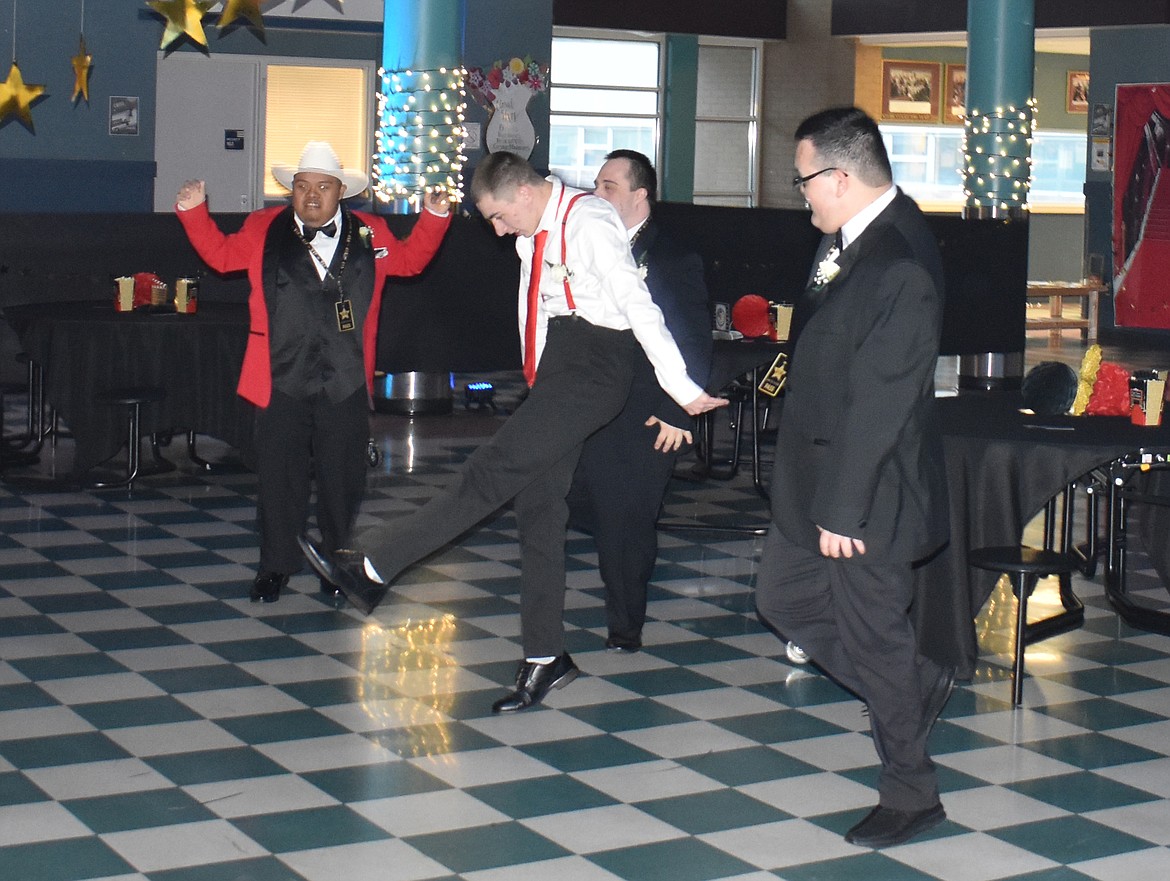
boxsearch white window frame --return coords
[693,36,763,207]
[259,56,376,202]
[549,28,666,189]
[880,123,1087,215]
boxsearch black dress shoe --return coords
[250,571,288,603]
[605,636,641,653]
[922,663,956,739]
[297,534,386,615]
[492,653,579,713]
[844,803,945,848]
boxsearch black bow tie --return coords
[303,220,337,242]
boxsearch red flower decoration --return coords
[1085,361,1131,416]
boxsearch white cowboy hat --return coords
[271,141,369,196]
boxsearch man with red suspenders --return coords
[304,151,727,713]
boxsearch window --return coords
[693,39,761,207]
[549,33,663,188]
[880,123,1087,212]
[263,63,373,199]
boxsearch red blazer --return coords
[177,202,450,408]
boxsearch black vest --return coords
[263,207,376,403]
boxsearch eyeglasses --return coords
[791,167,839,190]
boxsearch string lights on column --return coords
[373,65,467,205]
[962,97,1036,215]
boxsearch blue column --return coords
[375,0,466,211]
[958,0,1034,391]
[963,0,1035,219]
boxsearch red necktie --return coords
[523,230,549,386]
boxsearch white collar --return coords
[839,185,896,251]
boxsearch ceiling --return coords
[859,28,1091,56]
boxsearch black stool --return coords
[5,352,44,452]
[969,546,1082,706]
[90,386,170,490]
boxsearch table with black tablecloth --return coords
[4,300,254,476]
[914,392,1170,679]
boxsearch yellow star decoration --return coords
[146,0,214,49]
[219,0,266,32]
[0,62,47,132]
[71,35,93,103]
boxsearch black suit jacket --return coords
[770,190,949,563]
[631,219,712,422]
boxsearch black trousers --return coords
[754,527,943,812]
[357,316,639,656]
[569,357,680,644]
[253,386,369,574]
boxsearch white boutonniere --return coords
[545,260,573,282]
[813,247,841,288]
[636,252,649,280]
[358,225,373,250]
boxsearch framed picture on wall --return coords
[881,60,941,122]
[944,64,966,124]
[1067,71,1090,113]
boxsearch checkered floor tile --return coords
[3,369,1170,881]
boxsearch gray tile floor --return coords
[2,340,1170,880]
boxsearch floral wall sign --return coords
[467,56,549,159]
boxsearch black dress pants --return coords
[754,527,944,812]
[357,316,639,656]
[569,356,680,645]
[254,386,369,574]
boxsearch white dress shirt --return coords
[839,184,897,251]
[515,178,702,407]
[295,208,344,281]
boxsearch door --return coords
[153,53,260,213]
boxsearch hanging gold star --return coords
[219,0,266,32]
[0,62,47,132]
[146,0,214,49]
[71,35,93,103]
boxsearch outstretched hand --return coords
[645,416,693,452]
[683,391,729,417]
[176,180,206,211]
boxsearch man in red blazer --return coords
[175,141,450,603]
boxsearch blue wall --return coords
[0,3,552,212]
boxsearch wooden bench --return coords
[1026,280,1105,346]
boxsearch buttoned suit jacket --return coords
[769,189,949,563]
[177,201,449,408]
[631,218,713,421]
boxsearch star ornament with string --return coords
[0,61,47,132]
[219,0,266,32]
[147,0,214,49]
[71,35,93,103]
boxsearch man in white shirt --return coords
[305,151,726,713]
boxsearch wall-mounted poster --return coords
[109,96,139,136]
[1112,83,1170,330]
[881,60,941,122]
[944,64,966,124]
[1067,71,1089,113]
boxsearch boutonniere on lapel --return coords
[812,247,841,289]
[545,260,573,282]
[635,251,649,280]
[359,224,389,259]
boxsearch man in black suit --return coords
[569,150,713,652]
[754,107,954,849]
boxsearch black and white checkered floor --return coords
[3,369,1170,881]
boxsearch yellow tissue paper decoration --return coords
[1072,344,1103,415]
